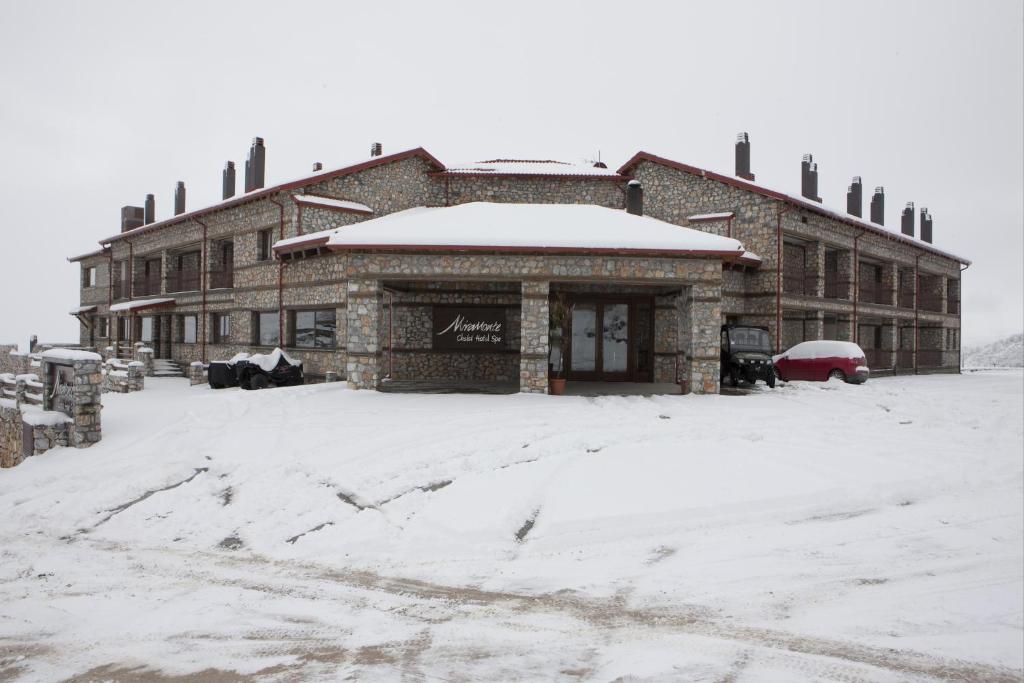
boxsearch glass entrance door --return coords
[567,299,633,381]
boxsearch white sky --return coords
[1,0,1021,348]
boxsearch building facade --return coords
[69,138,967,394]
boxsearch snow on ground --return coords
[0,372,1021,681]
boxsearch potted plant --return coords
[548,294,572,395]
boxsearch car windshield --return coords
[729,327,770,352]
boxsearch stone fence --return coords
[103,359,145,393]
[0,349,103,468]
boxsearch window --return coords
[97,317,109,338]
[254,311,279,346]
[140,317,154,343]
[258,229,273,261]
[182,315,197,344]
[118,317,129,341]
[213,313,230,344]
[292,309,336,349]
[82,266,97,288]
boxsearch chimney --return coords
[920,207,933,243]
[870,187,885,225]
[626,180,644,216]
[846,177,862,218]
[244,157,253,193]
[901,202,915,236]
[222,161,235,200]
[735,132,754,181]
[144,194,155,224]
[248,137,265,190]
[120,206,144,233]
[370,142,383,157]
[312,161,323,172]
[800,154,821,202]
[592,161,607,169]
[174,181,186,215]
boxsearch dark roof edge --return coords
[96,147,445,246]
[618,151,971,265]
[68,246,111,263]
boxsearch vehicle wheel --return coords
[773,366,783,382]
[250,374,270,390]
[766,372,776,388]
[828,369,846,382]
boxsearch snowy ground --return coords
[0,372,1021,682]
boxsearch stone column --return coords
[835,314,854,342]
[654,293,681,383]
[519,280,550,394]
[346,279,383,390]
[881,262,898,307]
[881,317,898,370]
[136,347,155,377]
[41,351,103,448]
[836,250,855,300]
[805,310,825,340]
[127,362,145,391]
[188,362,206,386]
[686,283,722,394]
[807,241,825,298]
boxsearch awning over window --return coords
[109,297,176,313]
[69,305,97,315]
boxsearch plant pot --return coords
[549,378,567,395]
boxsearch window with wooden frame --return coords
[213,313,231,344]
[291,309,336,349]
[253,311,279,346]
[82,266,97,288]
[257,229,274,262]
[181,315,198,344]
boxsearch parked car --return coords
[720,325,776,388]
[210,349,304,390]
[772,341,870,384]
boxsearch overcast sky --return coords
[1,0,1020,348]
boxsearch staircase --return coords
[153,358,186,378]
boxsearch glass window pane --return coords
[141,317,154,342]
[259,312,278,346]
[315,310,336,348]
[602,304,628,373]
[184,316,197,344]
[295,311,315,348]
[571,304,597,372]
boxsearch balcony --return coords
[918,295,945,313]
[947,299,960,315]
[165,270,200,294]
[208,268,234,290]
[917,350,944,367]
[896,350,915,369]
[824,275,851,300]
[898,288,915,309]
[133,275,161,297]
[783,273,818,296]
[857,283,893,306]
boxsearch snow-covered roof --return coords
[109,297,175,313]
[618,152,971,265]
[441,160,623,178]
[69,305,97,315]
[275,202,746,257]
[292,195,373,214]
[688,212,735,222]
[41,348,102,362]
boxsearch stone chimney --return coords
[120,206,144,233]
[735,132,754,181]
[901,202,915,237]
[222,161,235,200]
[920,207,933,243]
[247,137,265,191]
[144,194,155,224]
[846,177,862,218]
[870,186,885,225]
[312,162,323,172]
[626,180,643,216]
[370,142,383,157]
[800,154,821,202]
[174,181,186,216]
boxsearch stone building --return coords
[69,137,967,394]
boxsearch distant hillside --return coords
[963,333,1024,368]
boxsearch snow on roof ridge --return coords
[292,195,373,213]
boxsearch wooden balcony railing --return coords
[783,273,818,296]
[823,276,852,299]
[133,275,161,297]
[208,269,234,290]
[857,283,893,306]
[165,271,200,293]
[918,295,945,313]
[898,289,915,308]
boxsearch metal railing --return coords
[133,275,161,297]
[918,295,945,313]
[823,276,851,299]
[857,283,893,306]
[783,273,819,296]
[208,269,234,290]
[165,271,200,293]
[898,289,915,308]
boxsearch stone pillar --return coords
[686,283,722,394]
[127,361,145,391]
[41,351,103,448]
[346,279,383,390]
[188,362,206,386]
[805,310,824,340]
[14,378,26,406]
[159,315,172,358]
[103,345,115,361]
[881,318,898,370]
[519,281,550,394]
[136,347,155,376]
[881,262,898,307]
[836,250,855,300]
[835,314,854,342]
[807,241,825,298]
[324,371,339,383]
[654,294,681,383]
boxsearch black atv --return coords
[234,349,304,390]
[720,325,776,388]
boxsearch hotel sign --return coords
[433,306,507,350]
[46,361,76,417]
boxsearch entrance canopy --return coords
[109,297,176,313]
[275,202,747,257]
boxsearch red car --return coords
[772,341,870,384]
